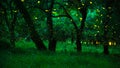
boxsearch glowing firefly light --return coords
[90,1,92,4]
[100,14,103,16]
[66,3,68,5]
[96,9,100,12]
[113,42,116,46]
[78,7,81,10]
[102,7,105,10]
[21,0,24,2]
[109,42,112,46]
[45,10,49,12]
[37,1,40,4]
[80,17,83,21]
[108,7,111,9]
[57,17,60,19]
[76,14,78,16]
[82,3,85,6]
[34,17,38,20]
[53,9,56,11]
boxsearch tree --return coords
[103,0,116,54]
[54,0,88,52]
[46,0,57,51]
[26,0,57,51]
[13,0,47,50]
[0,0,17,48]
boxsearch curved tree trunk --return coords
[69,0,88,52]
[14,0,47,50]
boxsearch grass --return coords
[0,40,120,68]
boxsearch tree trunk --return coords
[77,6,87,52]
[14,0,47,50]
[103,20,109,54]
[47,0,57,51]
[9,14,16,47]
[4,7,16,48]
[76,30,81,52]
[103,0,114,54]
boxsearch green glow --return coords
[87,9,98,18]
[0,0,120,67]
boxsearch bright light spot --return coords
[94,25,97,29]
[52,11,56,14]
[14,10,17,13]
[81,41,83,43]
[70,19,73,21]
[53,9,56,11]
[97,31,100,33]
[113,42,116,46]
[108,7,111,9]
[78,7,81,10]
[94,34,97,36]
[21,0,24,2]
[45,10,49,12]
[102,7,105,10]
[94,25,97,27]
[90,1,92,4]
[37,1,40,4]
[34,17,38,20]
[100,14,103,16]
[66,3,68,5]
[76,14,78,16]
[109,42,112,46]
[96,41,100,45]
[80,17,83,21]
[82,3,85,6]
[96,9,100,12]
[84,42,87,44]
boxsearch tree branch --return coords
[54,2,78,30]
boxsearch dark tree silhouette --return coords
[103,0,114,54]
[0,1,16,47]
[66,0,88,52]
[13,0,47,50]
[46,0,57,51]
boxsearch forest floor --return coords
[0,40,120,68]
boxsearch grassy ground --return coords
[0,40,120,68]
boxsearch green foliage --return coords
[15,39,36,49]
[0,47,120,68]
[14,40,120,54]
